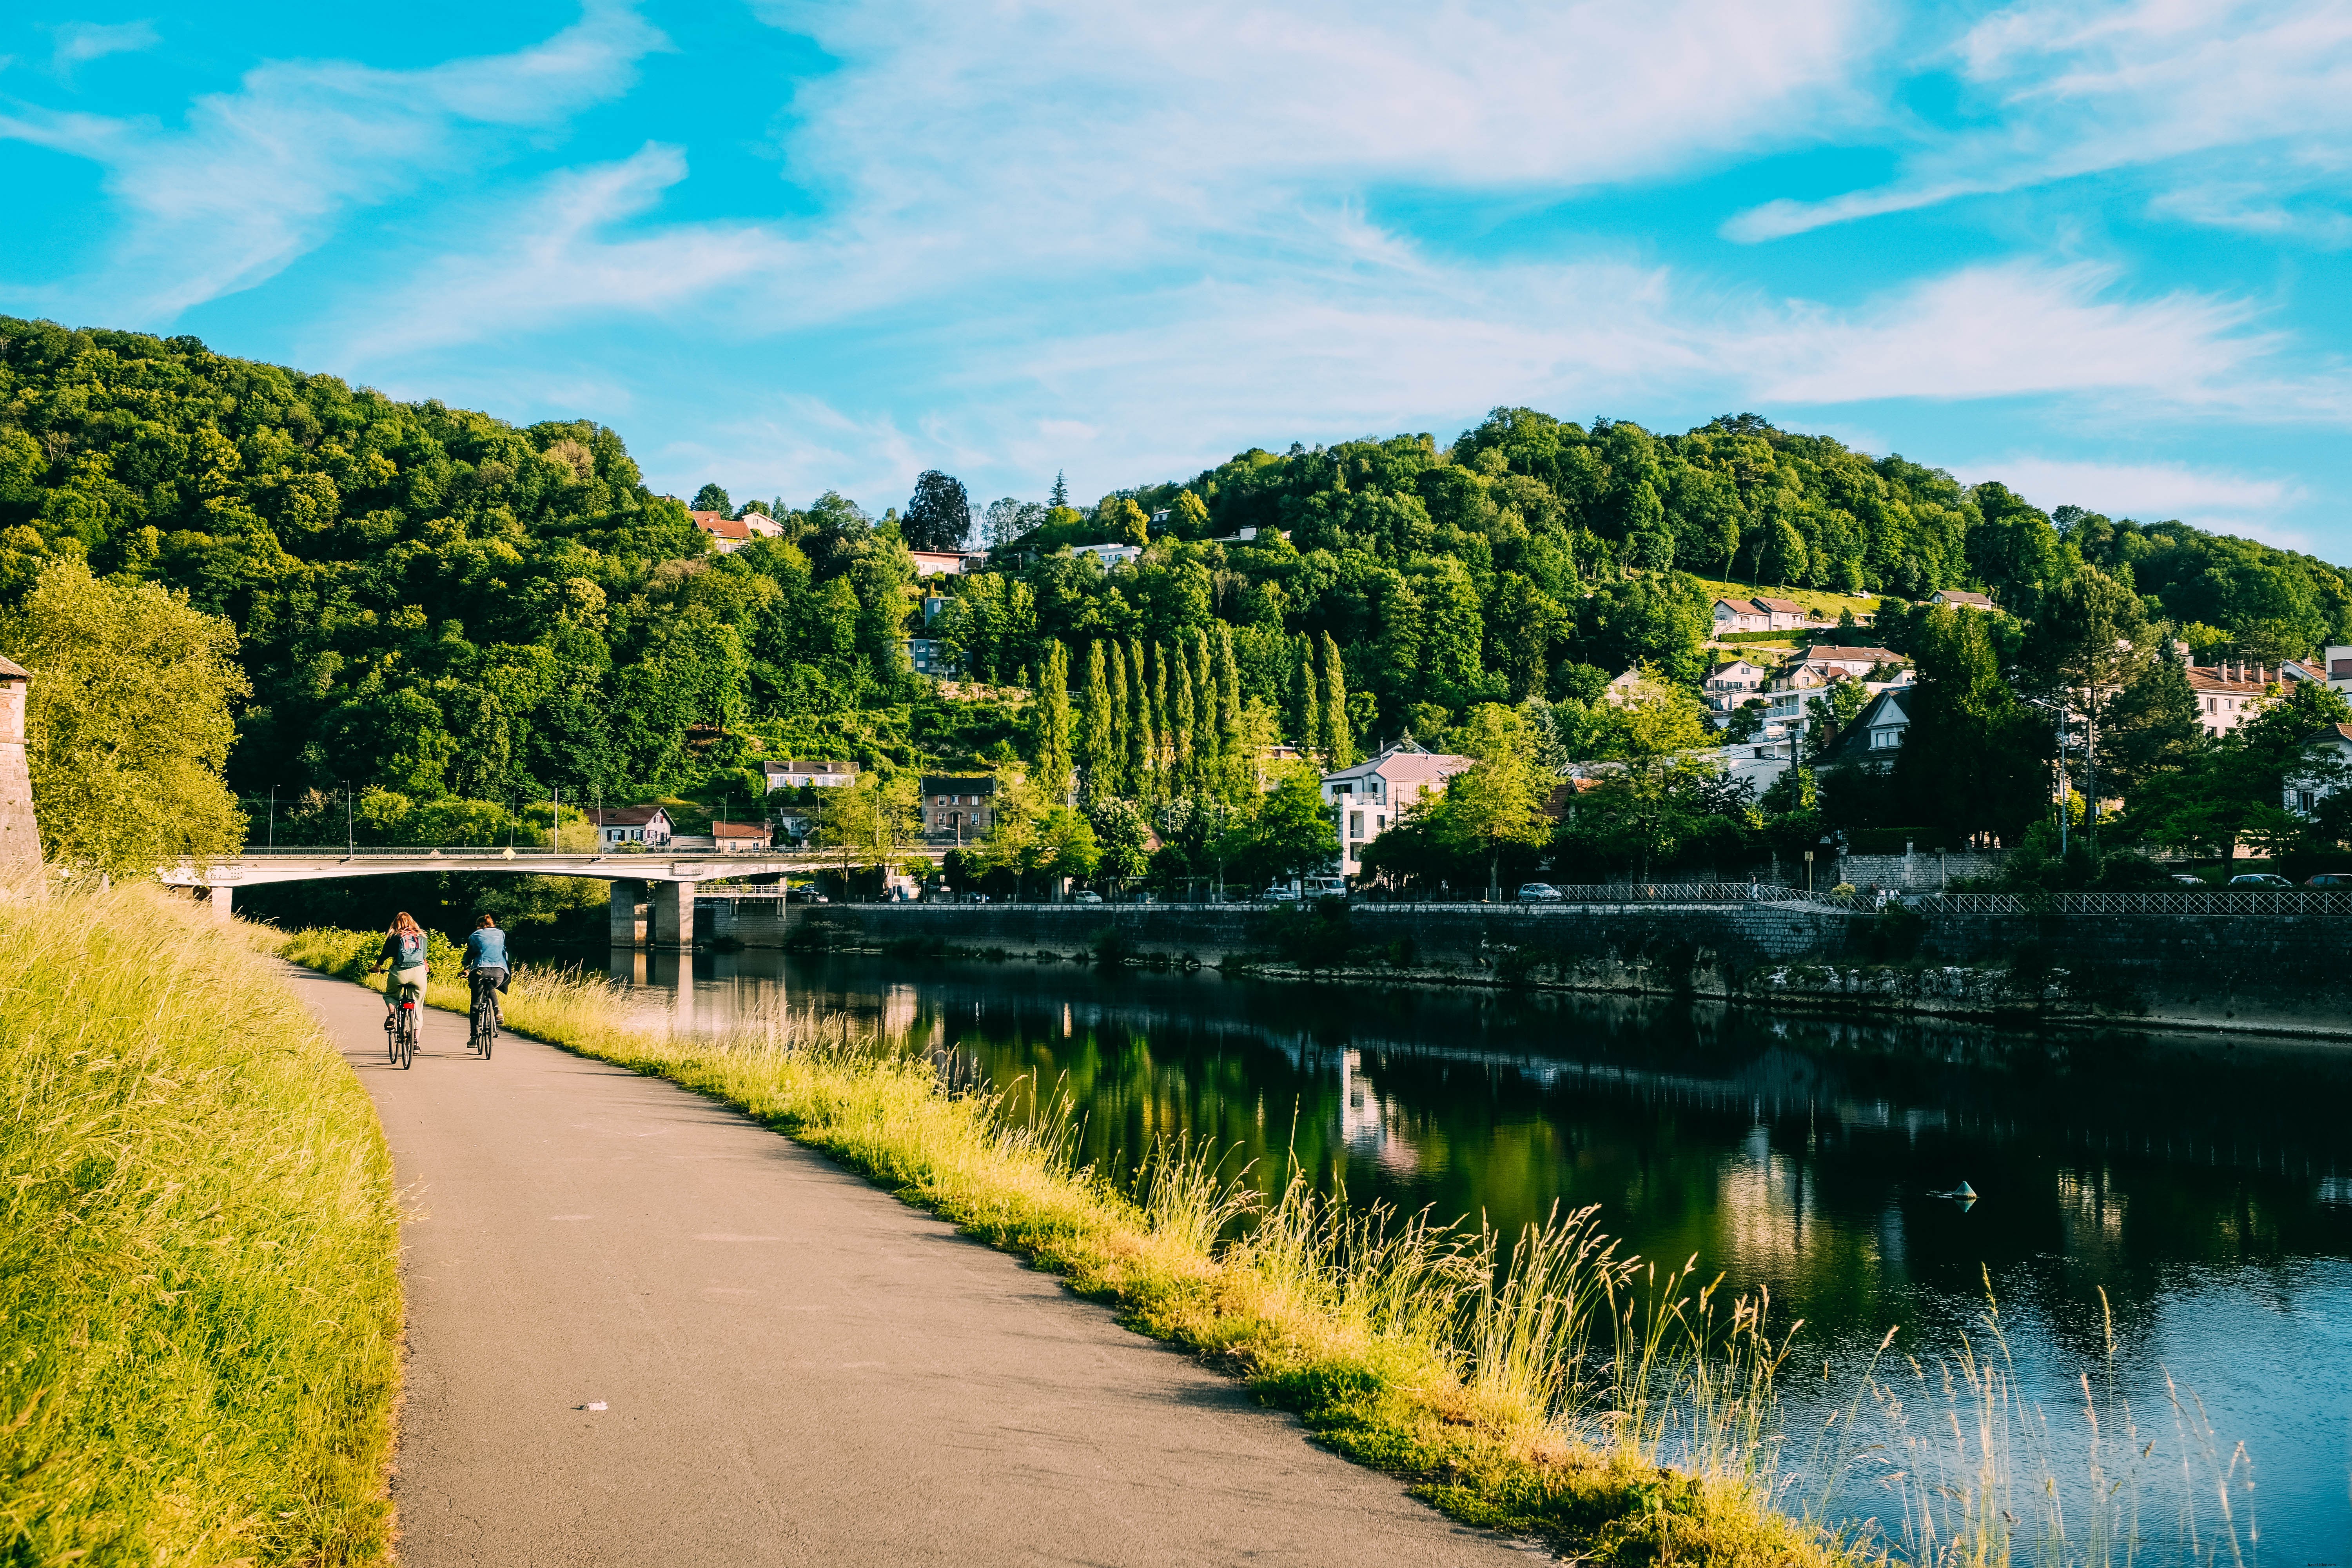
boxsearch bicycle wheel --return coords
[385,1002,399,1064]
[396,997,417,1070]
[480,1009,495,1060]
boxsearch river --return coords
[617,947,2352,1562]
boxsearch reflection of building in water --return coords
[884,984,918,1044]
[1338,1049,1424,1176]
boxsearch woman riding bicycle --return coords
[463,914,508,1038]
[369,912,430,1027]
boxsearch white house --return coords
[904,637,962,677]
[1826,686,1915,768]
[1789,644,1903,681]
[587,805,673,848]
[1928,588,1998,612]
[909,549,985,576]
[1703,657,1771,722]
[1320,740,1475,878]
[2285,723,2352,816]
[1071,542,1143,570]
[1711,595,1815,635]
[2281,645,2352,697]
[763,759,858,791]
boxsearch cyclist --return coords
[369,912,430,1032]
[462,913,508,1041]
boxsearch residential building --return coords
[1928,588,1999,611]
[1209,526,1283,546]
[1566,738,1798,800]
[921,594,949,624]
[771,808,811,845]
[922,775,997,840]
[1710,595,1816,635]
[1824,686,1915,769]
[1320,740,1475,878]
[710,820,773,852]
[1071,541,1142,570]
[2285,724,2352,816]
[688,510,752,553]
[1761,665,1912,750]
[2186,661,2277,736]
[1789,644,1903,681]
[905,638,962,677]
[1703,657,1771,722]
[2283,644,2352,697]
[909,549,985,576]
[587,805,673,848]
[762,759,857,791]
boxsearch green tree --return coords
[1232,766,1339,886]
[1317,632,1356,769]
[5,559,248,877]
[1123,637,1151,798]
[2098,644,2201,798]
[1168,639,1196,797]
[691,482,731,515]
[1892,605,2049,842]
[1032,641,1073,801]
[1212,624,1246,799]
[812,772,916,886]
[2026,564,2147,845]
[1078,641,1116,806]
[1432,703,1552,897]
[1088,797,1152,885]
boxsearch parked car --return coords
[2169,873,2206,886]
[961,891,990,904]
[1071,889,1104,904]
[2305,872,2352,888]
[1516,882,1564,903]
[1259,885,1300,902]
[2228,873,2295,889]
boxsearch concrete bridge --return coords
[158,846,949,948]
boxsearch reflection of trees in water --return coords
[728,953,2352,1344]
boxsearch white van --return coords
[1301,876,1348,900]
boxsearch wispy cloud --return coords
[0,3,664,318]
[47,20,160,73]
[1724,0,2352,241]
[1952,454,2307,543]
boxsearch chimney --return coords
[0,654,37,888]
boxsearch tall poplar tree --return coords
[1033,641,1073,802]
[1213,624,1245,800]
[1149,642,1172,805]
[1169,640,1196,799]
[1124,637,1152,799]
[1108,640,1134,797]
[1289,634,1318,754]
[1188,633,1216,796]
[1319,632,1356,769]
[1078,641,1115,806]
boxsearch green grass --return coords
[278,926,1837,1566]
[0,889,401,1566]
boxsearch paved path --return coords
[290,968,1535,1566]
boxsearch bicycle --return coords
[384,980,420,1070]
[467,974,500,1060]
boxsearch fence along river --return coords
[615,946,2352,1559]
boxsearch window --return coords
[1348,811,1363,839]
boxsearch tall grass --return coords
[1,891,400,1566]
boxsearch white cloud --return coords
[48,21,160,72]
[1951,455,2306,541]
[0,3,664,318]
[1724,0,2352,241]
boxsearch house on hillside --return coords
[1928,588,1999,612]
[588,805,673,849]
[1071,542,1142,570]
[1822,687,1915,769]
[2187,661,2278,736]
[2281,645,2352,696]
[688,510,780,554]
[709,820,773,853]
[1789,644,1904,681]
[922,775,996,842]
[763,759,858,791]
[1320,740,1475,879]
[909,549,985,576]
[1711,596,1816,634]
[1703,657,1771,722]
[905,638,962,677]
[2285,724,2352,817]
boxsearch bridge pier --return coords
[208,886,234,922]
[608,880,646,948]
[650,881,694,951]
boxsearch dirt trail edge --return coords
[289,966,1535,1567]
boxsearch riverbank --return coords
[761,900,2352,1041]
[0,890,400,1565]
[275,922,1837,1566]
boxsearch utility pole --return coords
[266,785,275,849]
[345,781,353,856]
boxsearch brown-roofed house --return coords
[1929,588,1999,611]
[587,805,673,849]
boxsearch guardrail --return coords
[1824,889,2352,916]
[229,845,824,858]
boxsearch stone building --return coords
[0,655,37,884]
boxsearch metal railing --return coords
[1823,888,2352,916]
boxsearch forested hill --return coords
[4,315,2349,833]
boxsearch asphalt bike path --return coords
[290,967,1536,1566]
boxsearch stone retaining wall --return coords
[723,898,2352,1040]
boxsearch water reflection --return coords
[622,948,2352,1559]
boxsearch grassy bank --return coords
[0,890,401,1565]
[279,925,1828,1564]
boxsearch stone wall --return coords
[729,897,2352,1040]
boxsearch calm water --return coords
[617,949,2352,1562]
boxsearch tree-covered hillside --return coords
[5,315,2350,873]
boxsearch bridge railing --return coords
[226,845,833,859]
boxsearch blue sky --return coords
[4,0,2350,557]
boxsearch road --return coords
[288,967,1534,1566]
